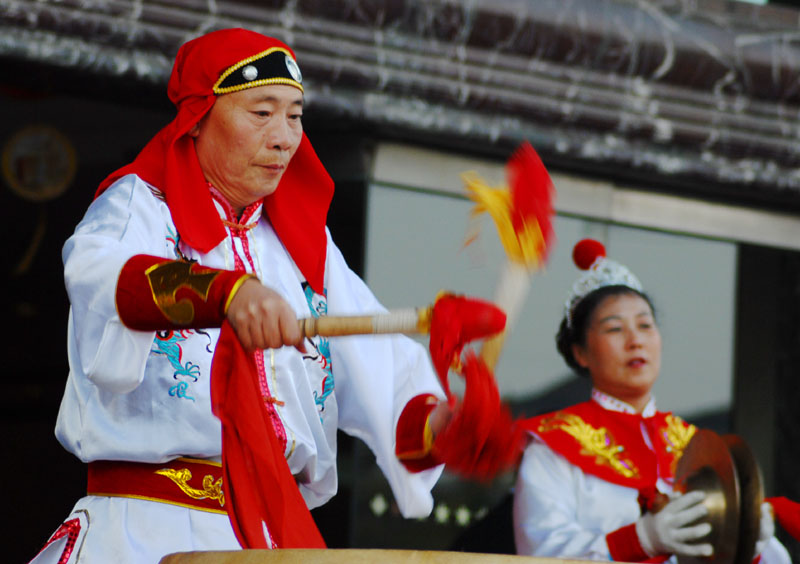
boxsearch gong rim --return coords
[723,434,764,564]
[675,429,740,564]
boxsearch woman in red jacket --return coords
[513,239,790,563]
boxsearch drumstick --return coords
[298,306,432,338]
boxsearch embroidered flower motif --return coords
[539,412,640,478]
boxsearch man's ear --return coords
[572,343,589,369]
[188,122,200,138]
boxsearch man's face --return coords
[193,84,303,212]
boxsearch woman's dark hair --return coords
[556,285,656,378]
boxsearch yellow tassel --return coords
[463,172,546,270]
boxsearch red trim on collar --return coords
[209,184,262,226]
[519,400,695,490]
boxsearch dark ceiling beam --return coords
[2,0,800,211]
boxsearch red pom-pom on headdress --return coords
[572,239,606,270]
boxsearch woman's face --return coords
[572,292,661,410]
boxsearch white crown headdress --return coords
[565,239,643,329]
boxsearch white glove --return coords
[635,490,714,557]
[755,502,775,556]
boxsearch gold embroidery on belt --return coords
[155,467,225,507]
[539,412,639,478]
[145,261,220,325]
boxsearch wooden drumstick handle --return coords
[480,332,507,370]
[298,307,432,338]
[480,260,531,369]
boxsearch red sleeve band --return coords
[395,394,440,473]
[606,522,651,562]
[116,254,256,331]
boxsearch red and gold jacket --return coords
[519,393,696,562]
[520,397,696,493]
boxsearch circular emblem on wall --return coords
[2,125,77,202]
[284,55,302,84]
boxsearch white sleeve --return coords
[63,175,170,394]
[323,233,445,518]
[759,537,792,564]
[513,436,639,560]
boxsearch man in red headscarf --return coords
[30,29,519,564]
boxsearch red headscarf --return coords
[96,28,334,293]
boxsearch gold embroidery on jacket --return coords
[155,467,225,507]
[539,412,639,478]
[662,415,696,457]
[145,261,220,325]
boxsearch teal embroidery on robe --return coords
[302,282,334,415]
[152,329,211,401]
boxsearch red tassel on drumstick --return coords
[298,293,507,404]
[430,142,557,480]
[299,142,557,481]
[463,141,556,368]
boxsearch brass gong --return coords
[723,434,764,564]
[674,429,764,564]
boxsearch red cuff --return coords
[116,254,255,330]
[396,394,439,472]
[607,523,651,562]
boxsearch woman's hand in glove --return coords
[755,502,775,556]
[635,490,714,558]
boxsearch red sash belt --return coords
[87,458,226,514]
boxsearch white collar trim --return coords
[591,388,657,417]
